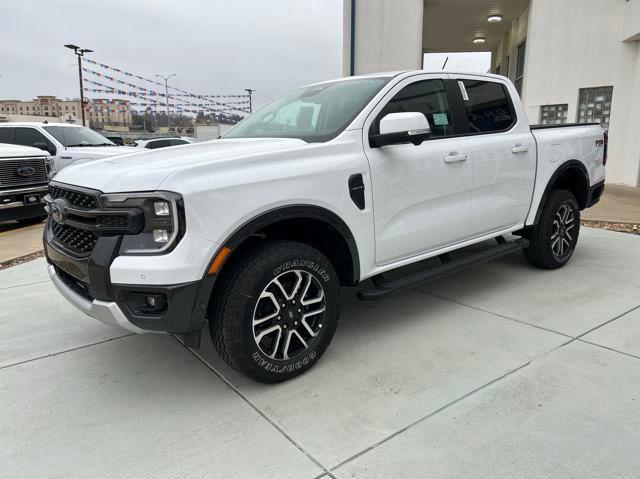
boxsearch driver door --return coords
[363,74,473,265]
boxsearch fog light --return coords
[153,229,169,243]
[146,295,156,307]
[154,200,170,216]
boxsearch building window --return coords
[515,40,526,96]
[577,86,613,130]
[540,104,568,125]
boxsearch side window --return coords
[0,127,11,144]
[459,80,515,133]
[14,127,54,151]
[169,139,188,146]
[373,79,454,137]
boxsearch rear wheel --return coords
[209,240,340,383]
[523,189,580,269]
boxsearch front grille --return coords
[96,214,129,228]
[49,185,97,209]
[51,222,97,256]
[0,158,48,188]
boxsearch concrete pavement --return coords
[0,222,44,264]
[1,227,640,478]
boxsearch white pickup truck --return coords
[0,122,137,176]
[43,71,606,383]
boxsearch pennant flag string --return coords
[82,66,249,114]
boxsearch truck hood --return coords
[64,145,139,159]
[54,138,308,192]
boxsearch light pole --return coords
[244,88,255,114]
[156,73,176,130]
[64,44,93,126]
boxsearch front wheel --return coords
[209,240,340,383]
[523,189,580,269]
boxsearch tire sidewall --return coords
[233,244,340,381]
[541,191,580,266]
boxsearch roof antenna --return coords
[441,56,449,70]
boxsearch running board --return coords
[357,237,529,301]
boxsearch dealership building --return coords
[343,0,640,186]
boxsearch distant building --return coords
[0,95,132,127]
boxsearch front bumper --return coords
[48,264,147,334]
[0,185,48,221]
[44,224,215,334]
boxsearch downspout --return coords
[350,0,356,76]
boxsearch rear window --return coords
[459,80,515,133]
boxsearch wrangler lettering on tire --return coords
[209,240,340,383]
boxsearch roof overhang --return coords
[423,0,530,53]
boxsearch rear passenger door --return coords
[450,75,536,236]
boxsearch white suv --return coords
[44,71,606,382]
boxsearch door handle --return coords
[511,144,529,153]
[444,153,468,163]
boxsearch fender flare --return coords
[207,204,360,283]
[532,160,590,225]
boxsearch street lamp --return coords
[244,88,255,114]
[64,44,93,126]
[156,73,176,130]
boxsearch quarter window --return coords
[459,79,515,133]
[373,79,454,137]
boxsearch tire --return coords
[16,215,47,226]
[523,189,580,269]
[209,239,340,383]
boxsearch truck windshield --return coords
[223,77,391,143]
[43,126,115,147]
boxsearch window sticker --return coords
[458,80,469,101]
[432,113,449,126]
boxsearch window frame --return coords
[13,127,56,152]
[446,77,518,137]
[514,40,526,96]
[576,86,613,131]
[368,77,459,140]
[539,103,569,125]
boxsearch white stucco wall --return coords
[343,0,424,75]
[524,0,640,185]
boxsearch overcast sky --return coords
[1,0,343,109]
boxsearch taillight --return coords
[603,131,608,166]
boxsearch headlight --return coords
[99,192,184,255]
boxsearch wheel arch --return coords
[533,160,590,225]
[207,205,361,287]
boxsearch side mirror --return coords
[370,112,431,148]
[33,141,56,156]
